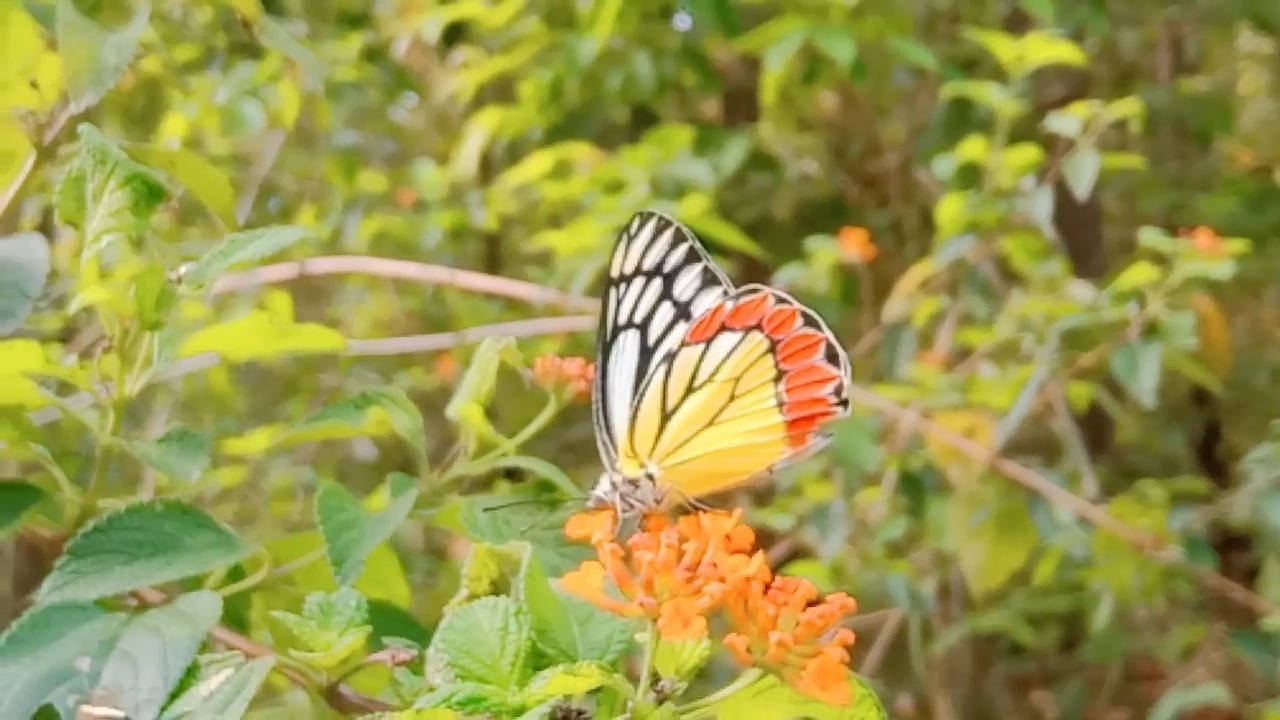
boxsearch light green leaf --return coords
[887,37,939,72]
[758,31,807,113]
[444,336,517,423]
[1061,146,1102,202]
[252,13,326,91]
[1107,259,1163,295]
[315,473,419,586]
[35,499,255,604]
[413,682,514,715]
[180,225,312,289]
[289,387,428,465]
[679,204,768,260]
[124,425,212,482]
[133,263,178,331]
[0,232,50,337]
[1148,681,1234,720]
[949,482,1038,600]
[519,661,616,706]
[160,654,275,720]
[1109,340,1164,410]
[124,143,238,228]
[1018,30,1088,75]
[270,587,372,670]
[0,480,46,533]
[653,637,713,682]
[0,602,128,720]
[807,27,858,69]
[176,293,346,363]
[96,590,224,720]
[447,541,535,612]
[699,671,886,719]
[56,0,150,112]
[427,595,531,690]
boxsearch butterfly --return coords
[586,210,852,519]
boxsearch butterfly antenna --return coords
[480,497,554,514]
[514,496,587,535]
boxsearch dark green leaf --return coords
[96,591,223,720]
[315,472,419,586]
[460,495,592,577]
[56,0,150,112]
[0,232,50,337]
[523,549,634,666]
[0,480,46,533]
[36,500,254,604]
[0,602,128,720]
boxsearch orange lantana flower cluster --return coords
[837,225,878,265]
[1180,225,1225,257]
[560,509,859,707]
[531,354,595,402]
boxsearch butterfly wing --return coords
[617,284,851,504]
[592,211,733,468]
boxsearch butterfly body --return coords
[589,211,852,519]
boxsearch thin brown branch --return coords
[210,255,600,313]
[846,384,1280,619]
[0,104,79,218]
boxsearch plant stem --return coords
[675,668,764,718]
[217,547,273,597]
[635,622,660,707]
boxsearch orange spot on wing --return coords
[784,398,840,450]
[762,306,802,340]
[783,364,841,401]
[687,304,730,343]
[777,329,826,370]
[724,292,774,330]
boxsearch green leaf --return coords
[949,482,1038,600]
[758,31,807,113]
[252,13,326,91]
[56,124,169,258]
[269,588,372,670]
[447,541,536,612]
[179,225,312,290]
[484,455,580,499]
[289,386,428,465]
[522,547,633,666]
[133,263,178,331]
[1109,340,1164,410]
[1148,681,1234,720]
[887,37,939,72]
[160,654,275,720]
[698,671,886,719]
[1107,259,1163,295]
[0,602,128,720]
[460,495,592,577]
[56,0,150,112]
[519,661,616,706]
[653,637,713,682]
[124,425,213,482]
[0,232,50,337]
[315,473,419,586]
[427,595,531,690]
[177,292,346,363]
[1061,146,1102,202]
[125,143,238,228]
[0,480,46,533]
[807,27,857,69]
[96,590,224,720]
[413,682,514,715]
[444,336,517,425]
[35,499,255,604]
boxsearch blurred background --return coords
[6,0,1280,718]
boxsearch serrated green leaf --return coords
[0,232,50,337]
[56,0,150,113]
[428,595,531,690]
[315,473,419,586]
[124,425,212,483]
[1109,340,1164,410]
[698,671,886,718]
[35,499,255,604]
[125,143,238,228]
[95,590,223,720]
[413,682,514,715]
[179,225,312,289]
[270,588,372,670]
[522,546,633,666]
[288,386,428,465]
[160,655,275,720]
[0,480,46,533]
[0,602,128,720]
[519,661,615,706]
[460,495,592,577]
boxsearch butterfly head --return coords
[586,465,664,519]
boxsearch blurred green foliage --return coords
[4,0,1280,718]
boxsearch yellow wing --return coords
[616,284,851,507]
